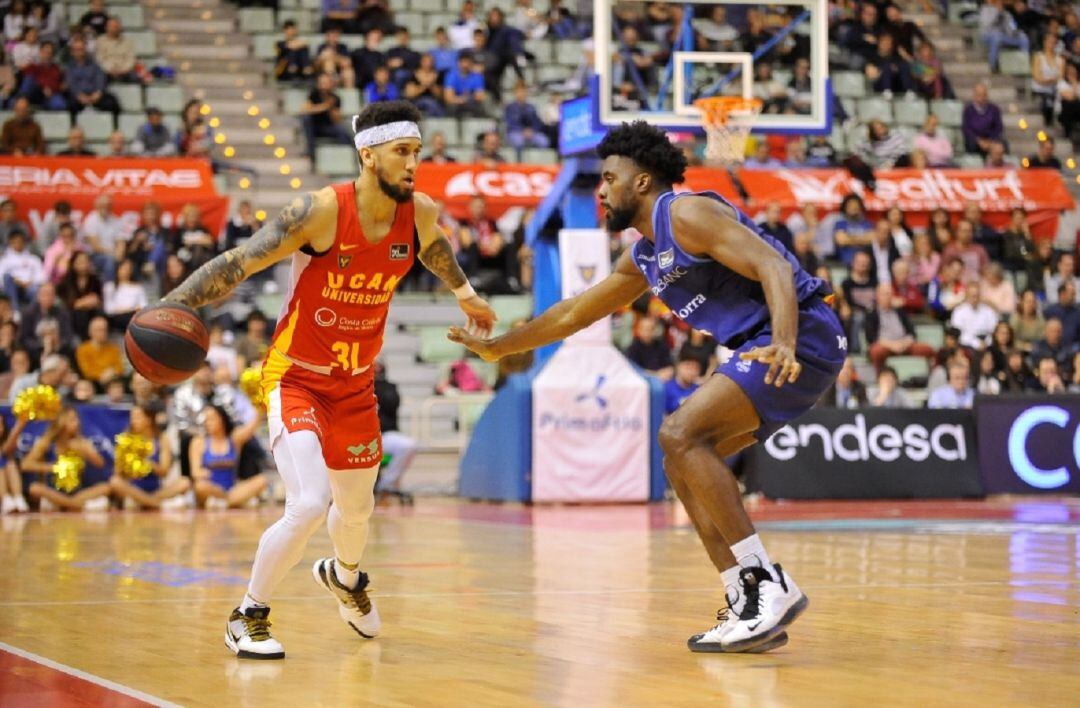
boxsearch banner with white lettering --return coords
[531,344,650,502]
[3,404,131,486]
[559,229,611,346]
[976,394,1080,494]
[0,157,229,243]
[746,409,982,499]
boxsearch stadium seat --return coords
[419,326,465,362]
[239,7,275,33]
[828,265,847,287]
[118,113,144,137]
[129,31,157,58]
[282,88,308,115]
[410,0,445,12]
[315,145,357,176]
[915,323,945,349]
[829,126,848,152]
[955,154,985,168]
[894,99,928,126]
[521,148,558,164]
[422,117,460,144]
[340,90,362,116]
[461,118,497,148]
[1014,270,1028,292]
[524,39,553,64]
[252,34,278,61]
[113,4,145,28]
[887,355,930,387]
[537,65,571,83]
[857,97,892,123]
[77,112,113,141]
[396,12,425,36]
[300,0,323,9]
[424,13,457,34]
[37,112,71,141]
[146,86,185,114]
[931,99,964,127]
[832,71,868,98]
[112,84,143,112]
[489,295,533,323]
[277,9,317,32]
[998,50,1031,76]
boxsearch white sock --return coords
[239,592,267,613]
[720,565,743,613]
[334,559,360,589]
[730,534,773,577]
[720,565,741,590]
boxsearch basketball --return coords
[124,302,209,385]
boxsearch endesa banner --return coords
[747,408,982,499]
[414,164,742,220]
[976,395,1080,494]
[737,168,1075,238]
[0,157,229,241]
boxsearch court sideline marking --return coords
[0,640,181,707]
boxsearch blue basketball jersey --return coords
[631,191,828,348]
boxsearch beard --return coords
[604,204,636,233]
[376,166,414,203]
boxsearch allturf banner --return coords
[746,408,982,499]
[559,229,611,346]
[531,344,651,502]
[975,394,1080,494]
[0,157,229,242]
[737,168,1075,237]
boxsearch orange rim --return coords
[693,97,763,126]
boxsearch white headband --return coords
[353,120,422,149]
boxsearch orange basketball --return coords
[124,302,209,385]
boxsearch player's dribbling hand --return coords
[739,342,801,388]
[457,294,497,338]
[447,326,501,362]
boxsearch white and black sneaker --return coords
[720,563,808,653]
[225,606,285,660]
[688,583,789,653]
[312,558,381,639]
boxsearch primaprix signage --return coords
[0,157,229,241]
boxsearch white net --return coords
[696,98,764,166]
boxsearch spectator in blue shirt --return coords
[365,65,399,103]
[63,36,118,124]
[444,51,487,117]
[832,194,874,266]
[927,359,975,409]
[429,27,459,76]
[131,107,175,156]
[503,83,550,158]
[664,354,702,415]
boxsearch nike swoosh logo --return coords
[340,244,359,251]
[747,621,762,631]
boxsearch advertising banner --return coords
[0,157,229,243]
[737,168,1075,237]
[747,408,982,499]
[531,344,650,503]
[976,395,1080,494]
[558,229,611,345]
[3,404,131,486]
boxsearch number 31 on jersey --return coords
[332,341,362,370]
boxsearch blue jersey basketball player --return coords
[449,121,848,653]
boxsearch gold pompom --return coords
[114,432,154,479]
[52,453,84,493]
[239,367,266,410]
[13,385,61,421]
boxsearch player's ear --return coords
[358,146,375,170]
[635,171,651,194]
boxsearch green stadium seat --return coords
[300,0,323,9]
[118,112,144,137]
[277,9,316,32]
[521,147,558,165]
[129,31,156,58]
[1015,269,1028,292]
[424,13,457,34]
[339,90,361,116]
[423,117,460,145]
[419,326,465,362]
[956,154,985,168]
[999,50,1031,76]
[915,323,945,349]
[907,389,929,408]
[832,71,868,98]
[411,38,436,52]
[459,396,491,431]
[840,96,856,119]
[315,145,357,176]
[253,34,278,61]
[38,112,71,141]
[931,99,964,127]
[112,84,143,112]
[461,118,497,147]
[282,88,308,115]
[489,295,533,323]
[278,0,300,7]
[829,126,847,151]
[76,111,113,141]
[887,355,930,387]
[525,39,553,64]
[146,86,185,114]
[857,97,892,123]
[828,265,847,286]
[894,98,928,126]
[410,0,445,11]
[396,12,425,36]
[239,7,275,33]
[113,5,145,29]
[497,147,517,162]
[537,65,571,83]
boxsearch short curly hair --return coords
[596,121,688,190]
[352,100,422,134]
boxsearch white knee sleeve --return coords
[326,466,379,567]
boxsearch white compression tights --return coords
[246,429,379,604]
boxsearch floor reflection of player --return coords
[451,121,847,653]
[163,100,496,659]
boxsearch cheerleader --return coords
[191,404,266,509]
[109,405,191,509]
[25,407,109,511]
[0,414,28,513]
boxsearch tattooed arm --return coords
[164,191,335,308]
[413,192,497,333]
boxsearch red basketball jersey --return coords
[268,182,415,373]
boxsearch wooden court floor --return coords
[0,498,1078,707]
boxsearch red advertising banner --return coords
[736,168,1075,238]
[414,163,742,219]
[0,157,230,241]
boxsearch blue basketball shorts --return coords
[716,298,847,442]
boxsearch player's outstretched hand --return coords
[457,294,497,338]
[739,342,801,387]
[447,326,501,362]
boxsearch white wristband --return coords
[453,282,476,300]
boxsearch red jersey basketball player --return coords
[165,101,496,659]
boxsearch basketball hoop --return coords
[694,96,763,166]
